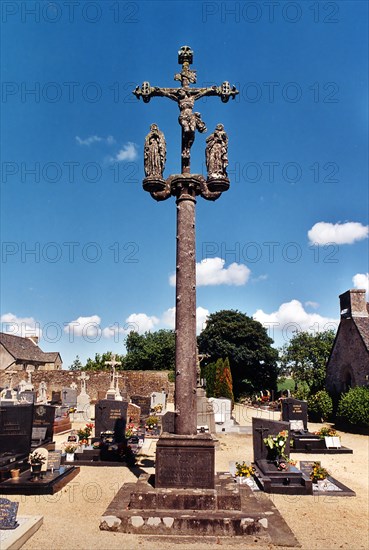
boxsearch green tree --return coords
[279,330,335,396]
[198,310,278,399]
[69,355,83,371]
[202,362,217,398]
[124,329,175,371]
[84,352,125,371]
[214,357,234,404]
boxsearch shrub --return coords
[294,381,310,401]
[308,390,333,422]
[337,386,369,427]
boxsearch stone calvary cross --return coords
[134,46,238,438]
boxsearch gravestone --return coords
[131,395,151,417]
[32,404,56,446]
[95,399,129,439]
[37,381,48,404]
[47,451,62,471]
[196,388,216,434]
[281,398,308,431]
[150,391,167,412]
[208,396,238,433]
[252,417,312,494]
[161,411,175,434]
[127,402,140,424]
[0,498,19,530]
[19,390,36,404]
[0,404,34,463]
[75,372,91,420]
[51,391,62,405]
[61,387,77,409]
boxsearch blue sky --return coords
[1,0,368,368]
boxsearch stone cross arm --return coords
[133,83,238,104]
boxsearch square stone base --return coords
[156,433,215,489]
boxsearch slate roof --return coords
[353,318,369,353]
[0,332,61,364]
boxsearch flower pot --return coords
[31,463,42,474]
[10,469,20,479]
[66,453,75,462]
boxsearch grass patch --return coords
[277,378,295,392]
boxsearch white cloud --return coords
[125,313,159,333]
[161,306,209,334]
[305,301,319,309]
[114,142,138,162]
[253,300,338,340]
[196,306,209,333]
[1,313,42,338]
[161,307,176,329]
[75,135,116,146]
[169,258,250,287]
[64,315,102,339]
[308,221,369,245]
[352,273,369,297]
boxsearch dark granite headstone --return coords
[0,498,19,530]
[0,404,34,459]
[94,399,129,438]
[32,404,56,443]
[281,398,308,431]
[252,417,291,463]
[130,395,151,417]
[51,391,62,405]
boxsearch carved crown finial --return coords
[178,45,193,65]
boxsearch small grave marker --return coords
[0,498,19,530]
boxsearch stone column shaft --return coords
[174,187,197,435]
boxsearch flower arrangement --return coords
[263,430,289,461]
[314,426,338,438]
[125,423,137,438]
[235,462,255,477]
[153,403,163,413]
[146,415,159,430]
[92,441,101,449]
[62,442,78,454]
[310,461,330,483]
[29,451,46,465]
[77,423,94,443]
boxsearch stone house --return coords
[0,332,62,371]
[326,289,369,393]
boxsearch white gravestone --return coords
[75,372,91,420]
[150,391,167,412]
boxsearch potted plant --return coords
[63,443,78,462]
[310,461,330,489]
[263,430,289,466]
[145,415,159,432]
[77,423,94,446]
[235,462,255,484]
[28,451,47,478]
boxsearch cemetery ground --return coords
[4,406,368,550]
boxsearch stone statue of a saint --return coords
[144,124,166,178]
[205,124,228,178]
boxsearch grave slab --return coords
[0,515,43,550]
[0,465,80,495]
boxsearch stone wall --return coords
[0,370,174,403]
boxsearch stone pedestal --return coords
[156,433,215,489]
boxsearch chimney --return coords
[27,335,39,345]
[339,289,368,319]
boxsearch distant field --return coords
[277,378,295,392]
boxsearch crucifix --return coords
[104,354,121,390]
[134,46,238,437]
[78,371,89,394]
